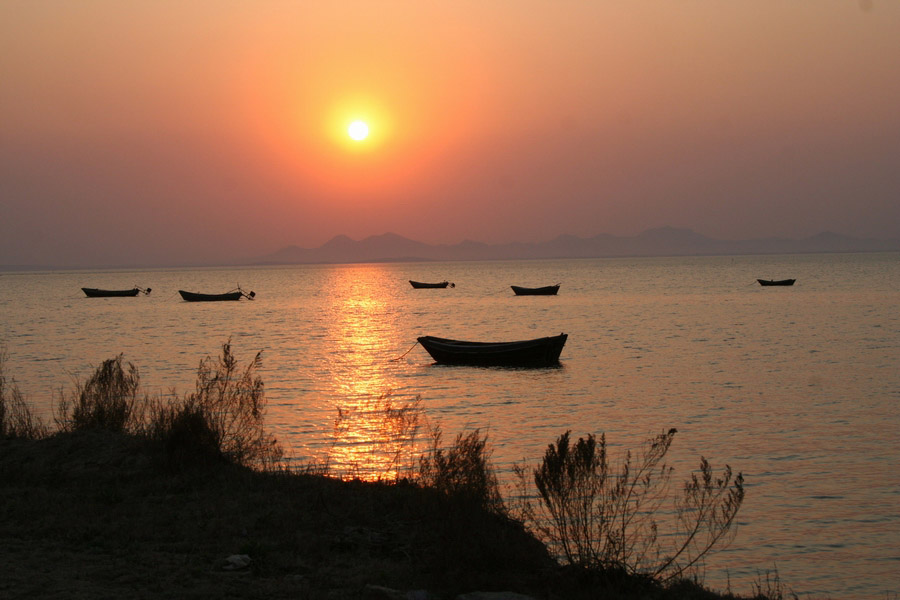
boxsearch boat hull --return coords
[82,288,140,297]
[417,333,567,367]
[178,290,244,302]
[757,279,796,286]
[409,280,450,289]
[511,285,560,296]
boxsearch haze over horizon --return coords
[2,2,899,268]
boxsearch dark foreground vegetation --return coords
[1,344,796,599]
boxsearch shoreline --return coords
[1,427,777,600]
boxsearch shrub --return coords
[751,568,798,600]
[148,341,282,469]
[0,349,47,439]
[517,429,744,584]
[148,400,224,468]
[54,354,145,433]
[417,427,505,516]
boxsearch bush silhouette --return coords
[518,429,744,584]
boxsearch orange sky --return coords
[2,1,899,267]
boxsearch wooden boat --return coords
[178,287,255,302]
[417,333,567,367]
[82,287,151,297]
[409,280,454,289]
[757,279,796,287]
[511,284,560,296]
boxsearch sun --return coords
[347,120,369,141]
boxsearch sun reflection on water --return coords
[320,266,424,480]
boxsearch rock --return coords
[221,554,252,571]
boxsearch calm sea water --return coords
[1,253,898,598]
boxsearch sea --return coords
[1,252,898,599]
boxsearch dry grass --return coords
[750,569,799,600]
[0,348,47,440]
[54,354,145,433]
[417,426,506,516]
[515,429,744,585]
[146,340,283,470]
[45,340,282,470]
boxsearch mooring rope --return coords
[390,341,419,362]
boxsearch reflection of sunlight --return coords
[330,393,424,481]
[321,266,423,480]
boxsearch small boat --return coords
[511,284,560,296]
[409,280,454,289]
[82,287,151,298]
[417,333,567,367]
[178,287,255,302]
[757,279,796,287]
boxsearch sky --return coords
[2,1,899,268]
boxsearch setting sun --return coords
[348,120,369,141]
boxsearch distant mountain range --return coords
[253,227,900,265]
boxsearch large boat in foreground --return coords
[757,279,796,286]
[511,284,560,296]
[82,287,151,297]
[417,333,567,367]
[178,287,255,302]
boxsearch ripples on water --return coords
[1,253,898,598]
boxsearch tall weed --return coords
[148,341,282,469]
[0,349,47,439]
[417,427,505,516]
[54,355,144,433]
[517,429,744,584]
[751,568,798,600]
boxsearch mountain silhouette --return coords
[253,228,899,265]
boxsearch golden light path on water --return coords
[319,266,420,481]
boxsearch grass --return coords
[750,569,799,600]
[0,343,800,599]
[417,426,505,516]
[0,348,47,440]
[514,429,744,585]
[54,354,144,433]
[49,340,282,470]
[146,342,283,470]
